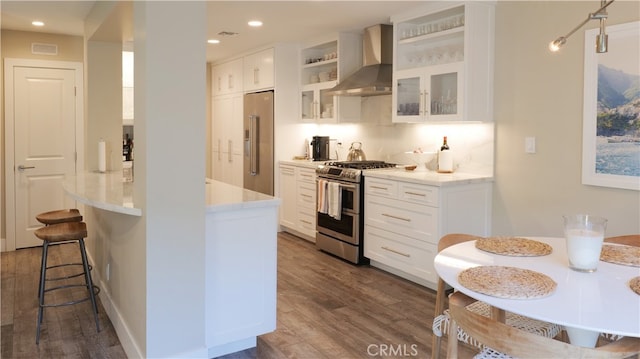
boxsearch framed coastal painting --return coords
[582,21,640,191]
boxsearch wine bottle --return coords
[440,136,449,151]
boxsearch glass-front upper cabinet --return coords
[299,33,362,123]
[395,62,463,122]
[391,2,495,123]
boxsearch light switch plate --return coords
[525,137,536,154]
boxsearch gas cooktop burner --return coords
[323,161,396,170]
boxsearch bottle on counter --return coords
[440,136,450,151]
[438,136,453,173]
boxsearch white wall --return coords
[492,1,640,237]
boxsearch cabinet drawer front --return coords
[364,226,437,284]
[398,182,438,206]
[297,183,316,210]
[297,168,316,183]
[365,196,438,244]
[365,178,398,198]
[297,211,316,238]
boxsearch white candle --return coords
[566,229,604,271]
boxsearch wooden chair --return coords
[447,291,640,359]
[605,234,640,247]
[431,234,562,359]
[600,234,639,342]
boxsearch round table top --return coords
[434,237,640,338]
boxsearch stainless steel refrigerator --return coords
[243,91,274,196]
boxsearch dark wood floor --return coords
[2,232,473,358]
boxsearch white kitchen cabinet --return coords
[244,48,274,92]
[278,165,297,229]
[212,93,243,185]
[300,33,362,123]
[391,2,494,123]
[295,168,317,238]
[212,58,243,96]
[364,176,491,288]
[278,163,317,242]
[205,185,278,357]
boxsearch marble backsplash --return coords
[297,96,495,177]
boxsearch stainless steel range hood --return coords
[327,24,393,97]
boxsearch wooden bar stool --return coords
[36,209,84,299]
[34,221,100,344]
[36,209,83,225]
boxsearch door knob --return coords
[17,165,36,171]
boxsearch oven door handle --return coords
[338,183,357,191]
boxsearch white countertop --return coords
[63,171,141,216]
[364,167,493,186]
[279,159,323,169]
[279,159,493,186]
[205,179,280,213]
[63,172,280,217]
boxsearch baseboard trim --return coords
[88,252,144,358]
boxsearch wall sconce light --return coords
[549,0,615,53]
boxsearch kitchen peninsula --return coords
[62,172,281,357]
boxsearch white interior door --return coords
[5,60,82,250]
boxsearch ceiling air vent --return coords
[31,43,58,56]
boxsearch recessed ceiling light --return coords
[207,39,220,44]
[248,20,263,27]
[32,21,45,27]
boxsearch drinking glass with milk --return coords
[563,214,607,272]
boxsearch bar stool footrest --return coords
[41,284,100,308]
[45,262,93,282]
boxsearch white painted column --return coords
[133,2,207,357]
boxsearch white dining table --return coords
[433,237,640,347]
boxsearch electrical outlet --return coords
[525,137,536,154]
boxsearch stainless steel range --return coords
[316,161,396,264]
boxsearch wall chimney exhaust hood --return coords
[327,24,393,97]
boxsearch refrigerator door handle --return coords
[246,115,259,175]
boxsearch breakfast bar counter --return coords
[62,171,141,216]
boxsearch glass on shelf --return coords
[430,72,458,116]
[403,45,464,68]
[400,14,465,40]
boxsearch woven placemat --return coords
[600,244,640,267]
[630,277,640,296]
[475,237,552,256]
[458,266,557,299]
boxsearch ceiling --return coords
[1,1,422,63]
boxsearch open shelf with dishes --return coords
[299,33,362,123]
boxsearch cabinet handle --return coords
[253,67,259,84]
[382,246,411,258]
[217,77,222,92]
[300,194,312,198]
[370,185,389,191]
[300,219,312,225]
[382,213,411,222]
[217,140,222,160]
[228,74,233,90]
[404,191,426,197]
[228,140,233,162]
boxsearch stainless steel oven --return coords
[316,161,395,264]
